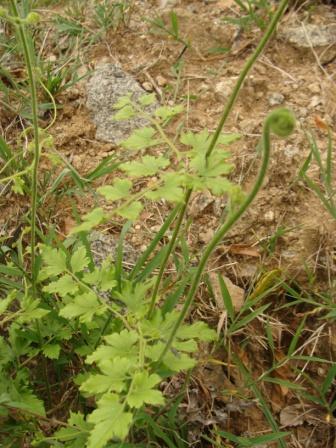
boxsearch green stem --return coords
[158,109,295,363]
[205,0,289,162]
[147,188,192,318]
[10,1,40,295]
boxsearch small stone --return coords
[156,75,167,87]
[199,229,214,244]
[134,224,141,230]
[309,95,322,108]
[307,82,320,94]
[214,77,237,100]
[268,92,285,106]
[264,210,275,222]
[142,81,153,92]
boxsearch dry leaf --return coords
[217,244,260,258]
[280,405,305,427]
[209,272,245,311]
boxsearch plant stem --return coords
[147,188,192,318]
[10,1,40,295]
[158,109,295,363]
[205,0,289,162]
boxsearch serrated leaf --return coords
[59,292,104,323]
[43,274,79,297]
[83,261,116,291]
[41,246,67,276]
[120,155,170,178]
[127,371,164,408]
[53,412,91,447]
[7,390,45,417]
[87,393,133,447]
[113,105,135,121]
[81,358,132,394]
[177,321,217,341]
[117,201,143,221]
[155,105,183,121]
[205,176,234,196]
[145,342,196,371]
[42,344,61,359]
[138,93,156,107]
[115,280,152,313]
[18,297,50,323]
[98,179,132,201]
[145,172,185,203]
[87,330,138,365]
[121,127,159,151]
[70,246,89,273]
[71,208,106,234]
[0,292,15,314]
[113,95,132,109]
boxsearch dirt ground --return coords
[1,0,336,446]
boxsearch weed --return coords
[223,0,273,31]
[0,0,310,447]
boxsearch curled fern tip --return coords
[267,108,296,138]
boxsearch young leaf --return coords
[155,105,183,121]
[53,412,91,448]
[121,127,159,151]
[59,292,104,323]
[127,372,164,408]
[42,343,61,360]
[113,105,135,121]
[86,330,138,365]
[117,201,143,221]
[81,358,132,395]
[71,208,106,234]
[113,95,132,109]
[71,245,89,273]
[145,172,185,203]
[120,155,170,178]
[41,246,67,276]
[87,393,133,447]
[177,321,217,342]
[138,93,156,107]
[98,179,132,201]
[43,274,79,297]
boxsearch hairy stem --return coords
[205,0,289,162]
[158,109,295,362]
[147,189,192,318]
[10,1,40,294]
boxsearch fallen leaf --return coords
[217,244,260,258]
[209,272,245,311]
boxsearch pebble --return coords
[268,92,285,106]
[142,82,154,92]
[264,210,275,223]
[156,75,167,87]
[307,82,320,94]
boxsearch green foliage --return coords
[223,0,273,31]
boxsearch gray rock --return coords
[86,63,157,144]
[282,24,336,48]
[281,24,336,64]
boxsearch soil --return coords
[1,0,336,446]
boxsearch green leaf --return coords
[205,176,234,196]
[87,393,133,447]
[115,280,152,313]
[113,95,132,109]
[127,371,164,408]
[98,179,132,201]
[120,155,170,178]
[43,274,79,297]
[71,208,106,234]
[145,172,185,203]
[117,201,143,221]
[53,412,91,447]
[177,321,217,342]
[145,342,196,371]
[121,127,159,151]
[42,344,61,360]
[113,105,135,121]
[81,358,132,394]
[0,292,15,314]
[6,390,46,417]
[18,297,50,323]
[155,105,184,121]
[59,292,105,323]
[87,330,138,365]
[41,246,67,276]
[70,246,89,273]
[138,93,156,107]
[83,260,117,291]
